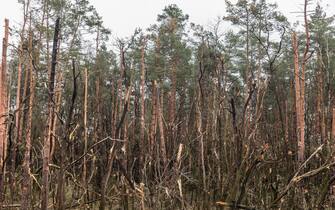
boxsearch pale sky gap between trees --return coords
[0,0,334,41]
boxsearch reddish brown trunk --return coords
[0,19,9,205]
[292,32,304,163]
[12,14,26,195]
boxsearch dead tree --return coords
[292,32,304,163]
[82,68,88,200]
[157,85,167,166]
[298,0,311,162]
[11,0,29,197]
[41,17,60,210]
[0,18,9,206]
[57,60,77,210]
[139,37,146,175]
[149,80,158,156]
[21,30,35,210]
[292,0,311,163]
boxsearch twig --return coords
[270,144,324,207]
[66,136,124,169]
[216,201,256,210]
[65,198,100,209]
[2,204,21,208]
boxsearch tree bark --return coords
[0,18,9,207]
[168,58,177,158]
[157,86,167,166]
[83,68,88,201]
[139,37,146,174]
[332,108,335,140]
[292,32,304,163]
[149,80,158,156]
[42,17,60,210]
[21,31,35,210]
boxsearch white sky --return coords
[0,0,334,42]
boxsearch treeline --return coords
[0,0,335,209]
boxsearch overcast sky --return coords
[0,0,334,41]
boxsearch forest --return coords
[0,0,335,209]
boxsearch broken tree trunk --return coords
[42,17,60,210]
[11,4,28,197]
[292,31,304,163]
[0,18,9,207]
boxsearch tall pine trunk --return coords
[292,32,304,163]
[0,19,9,206]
